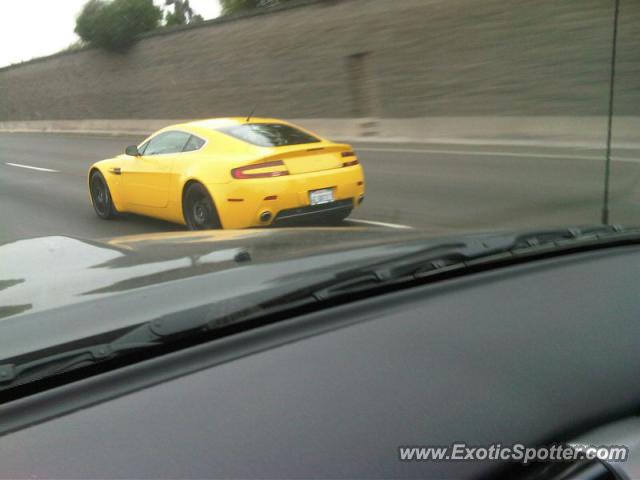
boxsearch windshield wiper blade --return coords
[0,327,164,390]
[0,297,315,391]
[3,225,639,392]
[274,225,640,300]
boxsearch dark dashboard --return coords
[2,246,640,479]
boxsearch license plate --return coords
[309,188,334,205]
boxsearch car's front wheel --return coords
[183,182,221,230]
[89,170,116,220]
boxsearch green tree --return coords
[75,0,162,52]
[164,0,204,26]
[220,0,295,16]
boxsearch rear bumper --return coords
[212,165,365,228]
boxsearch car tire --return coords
[183,182,221,230]
[89,170,117,220]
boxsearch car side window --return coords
[183,135,206,152]
[143,131,191,156]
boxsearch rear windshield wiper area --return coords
[2,225,639,397]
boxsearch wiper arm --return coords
[273,224,640,300]
[2,225,638,392]
[0,328,163,390]
[0,294,315,392]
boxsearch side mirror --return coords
[125,145,140,156]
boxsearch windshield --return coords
[0,0,637,390]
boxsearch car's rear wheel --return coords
[90,170,116,220]
[183,182,221,230]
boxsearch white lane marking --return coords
[356,147,639,162]
[349,218,414,230]
[5,162,59,172]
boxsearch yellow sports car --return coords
[88,118,365,229]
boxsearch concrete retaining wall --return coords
[1,0,638,139]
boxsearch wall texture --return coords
[0,0,638,122]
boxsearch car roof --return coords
[152,117,290,143]
[175,117,292,131]
[157,117,319,145]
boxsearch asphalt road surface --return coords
[1,132,640,244]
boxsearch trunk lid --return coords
[265,144,353,175]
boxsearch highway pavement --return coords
[1,132,640,244]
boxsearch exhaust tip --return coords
[259,211,273,222]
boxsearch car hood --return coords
[0,227,434,359]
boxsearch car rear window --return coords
[218,123,320,147]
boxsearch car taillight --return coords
[341,151,359,167]
[231,160,290,179]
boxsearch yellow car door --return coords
[121,131,191,209]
